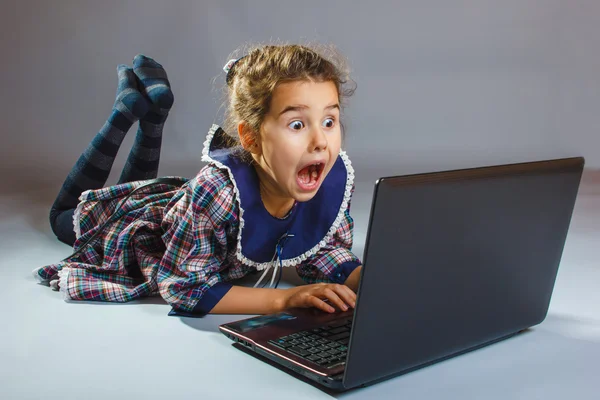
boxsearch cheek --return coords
[329,131,342,152]
[332,135,342,150]
[263,143,298,178]
[273,150,298,175]
[268,138,302,162]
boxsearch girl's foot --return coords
[132,54,174,111]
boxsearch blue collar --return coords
[201,124,355,270]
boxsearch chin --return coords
[293,191,318,203]
[292,180,326,202]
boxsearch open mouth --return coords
[297,162,325,191]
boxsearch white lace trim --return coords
[57,267,72,301]
[72,190,91,240]
[201,124,355,271]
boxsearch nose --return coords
[309,126,328,152]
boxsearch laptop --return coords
[219,156,584,391]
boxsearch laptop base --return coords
[230,342,348,392]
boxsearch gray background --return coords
[2,0,599,186]
[1,1,599,399]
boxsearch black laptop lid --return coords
[343,157,584,389]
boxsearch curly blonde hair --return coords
[221,42,355,153]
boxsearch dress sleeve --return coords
[157,172,237,317]
[295,202,362,285]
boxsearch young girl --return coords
[34,44,363,317]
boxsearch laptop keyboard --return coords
[268,318,352,369]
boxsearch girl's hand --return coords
[281,283,357,313]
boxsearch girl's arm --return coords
[210,286,285,314]
[210,281,358,315]
[344,265,362,292]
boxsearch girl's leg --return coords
[117,55,174,183]
[49,65,149,246]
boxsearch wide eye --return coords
[289,120,304,130]
[322,118,335,128]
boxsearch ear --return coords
[237,121,260,154]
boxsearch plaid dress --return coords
[34,125,362,316]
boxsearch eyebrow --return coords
[278,103,340,117]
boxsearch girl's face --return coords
[250,79,342,204]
